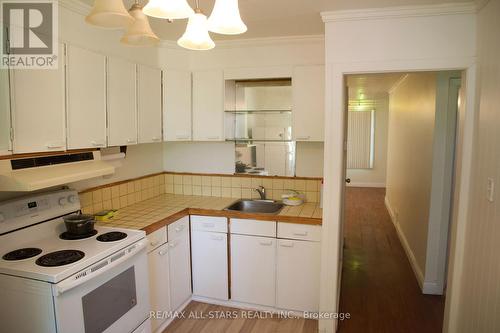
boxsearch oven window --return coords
[82,267,137,333]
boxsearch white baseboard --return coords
[347,182,386,188]
[384,196,425,289]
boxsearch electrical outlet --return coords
[487,178,495,203]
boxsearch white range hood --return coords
[0,151,115,192]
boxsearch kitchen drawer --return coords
[147,227,167,252]
[277,223,321,242]
[230,219,276,237]
[191,215,227,233]
[168,216,189,241]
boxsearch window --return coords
[347,110,375,169]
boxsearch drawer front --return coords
[277,223,322,242]
[230,219,276,237]
[147,227,167,252]
[191,215,227,233]
[168,216,190,241]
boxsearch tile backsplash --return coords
[79,172,322,214]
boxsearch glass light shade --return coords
[121,4,160,47]
[143,0,194,20]
[207,0,247,35]
[85,0,134,29]
[177,12,215,51]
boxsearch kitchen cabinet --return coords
[276,239,321,312]
[137,65,162,144]
[148,242,171,332]
[9,44,66,153]
[107,57,137,146]
[191,230,228,300]
[167,217,191,310]
[231,234,276,306]
[292,65,325,141]
[192,70,224,141]
[67,45,107,149]
[0,68,11,155]
[163,70,192,141]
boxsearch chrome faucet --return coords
[255,186,266,200]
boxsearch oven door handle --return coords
[53,240,147,296]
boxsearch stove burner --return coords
[60,230,98,240]
[2,248,42,261]
[96,231,127,242]
[35,250,85,267]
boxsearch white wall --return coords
[449,0,500,332]
[346,96,389,187]
[385,73,436,284]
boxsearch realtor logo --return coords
[1,0,58,69]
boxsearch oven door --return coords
[52,240,150,333]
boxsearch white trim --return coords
[321,3,476,23]
[346,182,385,188]
[384,196,424,288]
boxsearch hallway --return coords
[338,187,445,333]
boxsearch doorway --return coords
[337,71,461,332]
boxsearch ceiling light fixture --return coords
[177,0,215,51]
[143,0,194,20]
[121,3,160,47]
[85,0,134,29]
[207,0,247,35]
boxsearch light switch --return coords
[487,178,495,203]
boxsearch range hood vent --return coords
[0,151,115,192]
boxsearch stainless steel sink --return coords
[224,199,284,215]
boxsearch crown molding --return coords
[59,0,91,16]
[321,2,477,23]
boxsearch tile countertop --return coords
[97,193,322,235]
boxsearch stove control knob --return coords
[58,197,67,206]
[67,195,77,204]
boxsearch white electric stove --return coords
[0,189,151,333]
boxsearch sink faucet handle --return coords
[255,186,266,200]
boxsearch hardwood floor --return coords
[163,301,318,333]
[338,187,445,333]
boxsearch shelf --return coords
[225,109,292,114]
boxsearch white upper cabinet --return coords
[67,45,107,149]
[107,57,137,147]
[10,44,66,153]
[0,69,11,155]
[137,65,162,144]
[292,65,325,141]
[163,70,192,141]
[192,70,224,141]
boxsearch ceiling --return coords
[81,0,473,41]
[347,73,404,100]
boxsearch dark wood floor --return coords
[338,187,445,333]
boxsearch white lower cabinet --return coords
[230,234,276,307]
[147,242,171,332]
[191,230,228,300]
[276,239,321,312]
[168,218,192,310]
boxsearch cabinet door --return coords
[67,45,107,149]
[107,57,137,146]
[231,234,276,306]
[168,233,191,310]
[192,70,224,141]
[138,65,162,144]
[0,68,11,155]
[276,239,320,312]
[292,65,325,141]
[191,230,228,300]
[148,243,171,332]
[163,70,192,141]
[10,44,65,153]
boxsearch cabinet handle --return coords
[46,143,65,149]
[126,139,137,144]
[169,241,177,248]
[207,136,220,140]
[280,241,294,248]
[158,249,168,256]
[259,240,273,246]
[91,141,105,147]
[151,137,161,142]
[176,135,190,140]
[175,225,185,232]
[202,223,215,228]
[292,231,308,236]
[296,136,311,140]
[210,235,224,241]
[150,240,159,247]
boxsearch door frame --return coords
[319,59,476,333]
